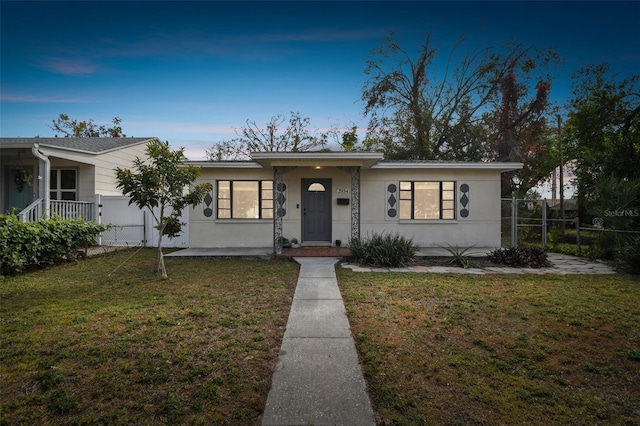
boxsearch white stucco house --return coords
[188,152,522,253]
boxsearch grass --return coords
[0,249,299,425]
[3,249,639,424]
[337,269,640,425]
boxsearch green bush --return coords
[617,235,640,274]
[0,215,107,276]
[547,243,581,257]
[349,232,418,267]
[488,246,551,268]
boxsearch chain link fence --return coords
[501,198,639,256]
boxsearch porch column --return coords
[273,167,285,254]
[350,166,361,241]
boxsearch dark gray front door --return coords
[302,178,331,242]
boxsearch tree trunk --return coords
[155,232,167,279]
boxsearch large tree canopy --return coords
[361,33,559,196]
[492,58,558,197]
[565,64,640,200]
[206,112,327,160]
[116,139,212,278]
[50,114,125,137]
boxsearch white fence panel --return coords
[97,195,189,248]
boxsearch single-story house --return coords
[188,152,523,253]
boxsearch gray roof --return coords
[0,137,155,154]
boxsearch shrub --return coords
[0,215,107,276]
[617,235,640,274]
[349,232,418,267]
[488,246,551,268]
[441,245,477,269]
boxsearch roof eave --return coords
[249,151,385,169]
[187,161,264,169]
[372,161,524,172]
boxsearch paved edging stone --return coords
[340,253,617,275]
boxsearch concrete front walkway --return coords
[262,257,375,426]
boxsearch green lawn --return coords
[337,269,640,425]
[0,249,299,425]
[3,251,639,425]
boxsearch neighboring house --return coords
[188,152,523,253]
[0,137,153,221]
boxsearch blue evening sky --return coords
[1,1,638,159]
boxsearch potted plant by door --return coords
[291,238,299,248]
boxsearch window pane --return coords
[400,181,411,191]
[218,210,230,219]
[233,181,259,218]
[50,170,58,189]
[50,191,58,200]
[442,181,454,191]
[442,200,454,210]
[262,180,273,190]
[442,210,455,219]
[399,200,412,219]
[261,208,273,219]
[308,182,325,191]
[218,181,230,198]
[414,182,439,219]
[61,192,76,201]
[61,170,76,189]
[262,199,273,209]
[218,199,230,209]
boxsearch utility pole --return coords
[557,115,565,232]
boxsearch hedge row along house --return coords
[0,138,522,252]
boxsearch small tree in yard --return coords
[115,139,212,278]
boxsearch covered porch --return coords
[251,152,384,255]
[1,141,95,222]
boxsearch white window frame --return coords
[50,168,78,201]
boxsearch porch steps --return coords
[273,246,352,259]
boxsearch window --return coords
[399,181,455,220]
[50,169,77,201]
[217,180,273,219]
[307,182,326,192]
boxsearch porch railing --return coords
[51,200,94,221]
[18,199,95,222]
[18,198,43,222]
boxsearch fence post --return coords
[143,210,147,247]
[511,197,517,247]
[542,198,547,249]
[576,217,581,255]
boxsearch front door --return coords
[6,166,34,212]
[302,178,331,242]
